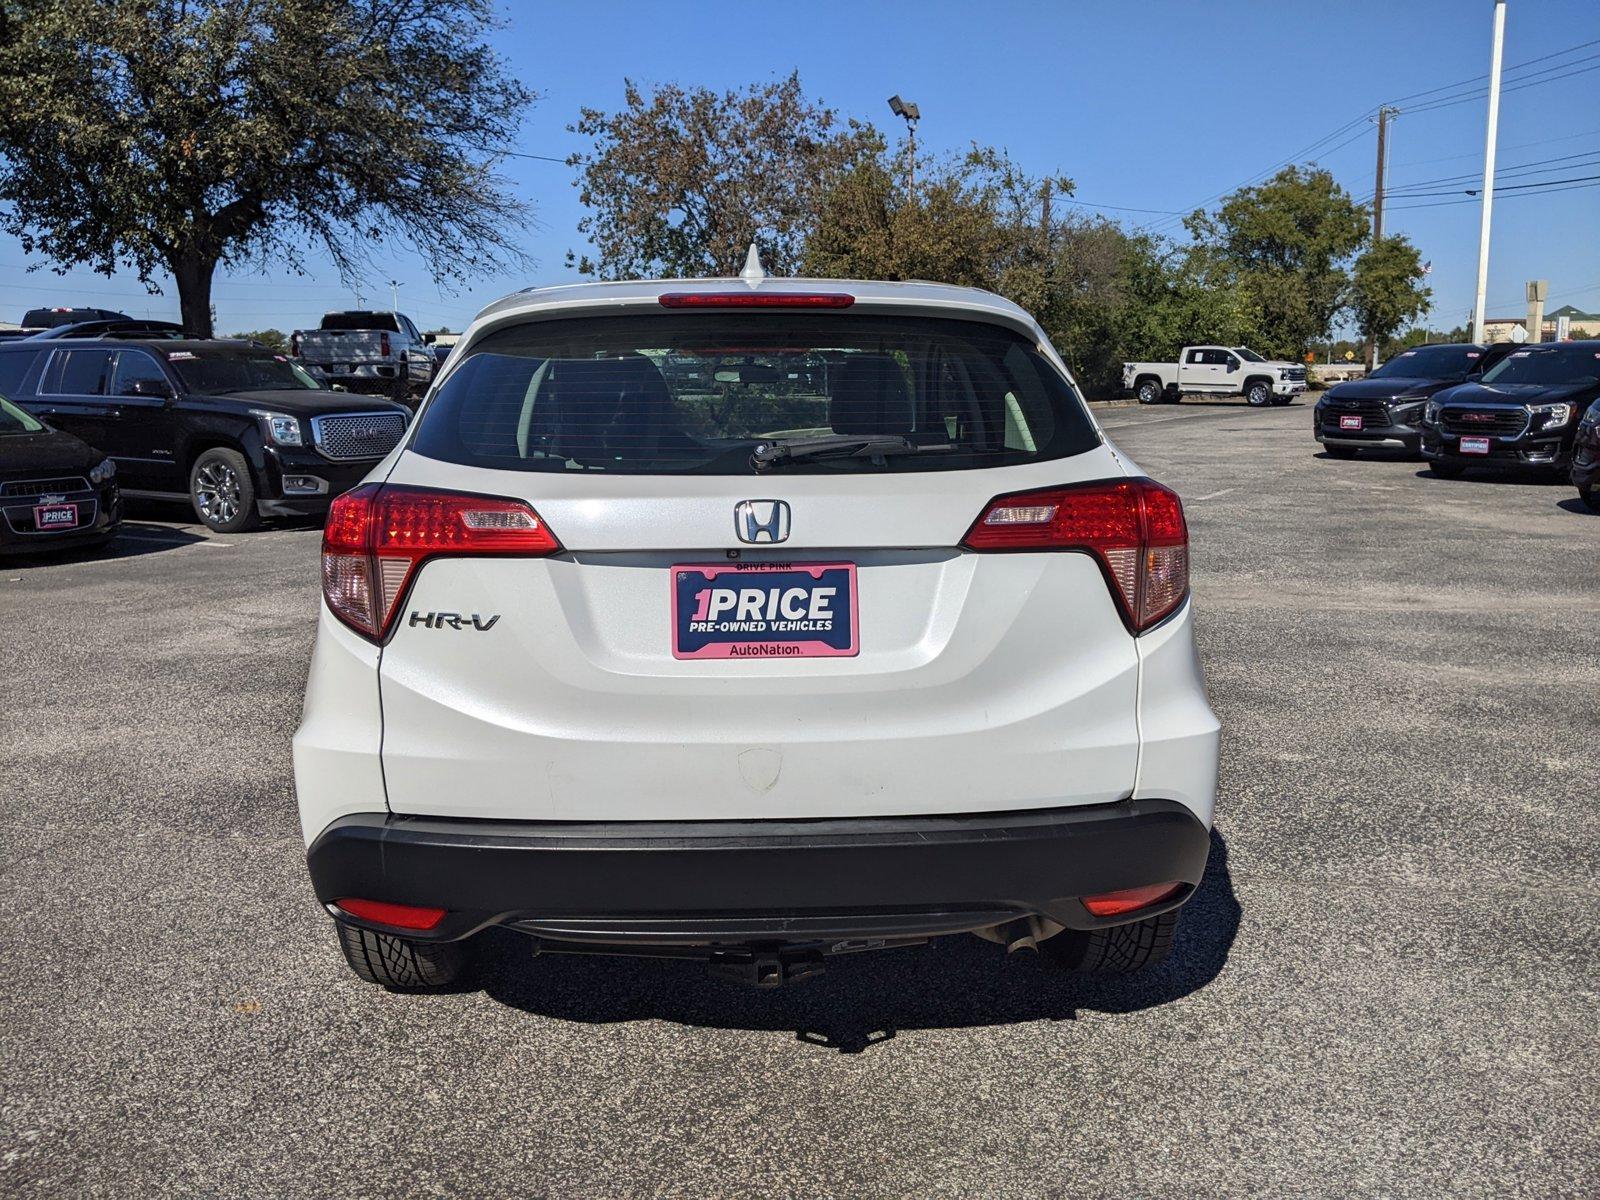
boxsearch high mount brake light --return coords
[962,478,1189,633]
[657,292,856,309]
[321,485,560,640]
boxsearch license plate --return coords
[1460,437,1490,455]
[1339,415,1363,430]
[672,562,858,660]
[331,363,350,374]
[34,502,79,530]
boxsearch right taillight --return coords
[322,484,560,641]
[962,478,1189,633]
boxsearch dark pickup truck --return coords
[0,328,409,532]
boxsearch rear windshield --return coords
[409,313,1097,475]
[1479,344,1600,388]
[320,312,401,332]
[1370,344,1481,381]
[169,350,322,393]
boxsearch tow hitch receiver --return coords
[708,948,825,987]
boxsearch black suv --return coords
[0,327,409,532]
[1422,341,1600,479]
[1313,342,1516,458]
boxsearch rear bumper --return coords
[307,799,1211,945]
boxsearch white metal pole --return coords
[1471,0,1507,344]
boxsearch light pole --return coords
[888,94,921,195]
[389,279,402,314]
[1471,0,1507,345]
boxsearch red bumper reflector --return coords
[1081,882,1185,918]
[335,897,447,931]
[657,291,855,308]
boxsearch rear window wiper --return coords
[751,434,919,470]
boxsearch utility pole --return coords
[1471,0,1507,345]
[1040,178,1052,256]
[1366,105,1399,370]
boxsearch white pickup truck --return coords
[1123,346,1308,407]
[290,311,436,402]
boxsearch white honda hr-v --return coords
[293,254,1220,989]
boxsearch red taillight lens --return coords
[962,478,1189,632]
[657,292,855,308]
[335,897,447,930]
[321,485,560,640]
[1081,882,1185,918]
[380,330,392,356]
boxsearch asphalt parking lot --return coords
[3,398,1597,1198]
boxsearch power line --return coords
[1389,126,1600,169]
[1386,177,1600,210]
[1062,197,1190,216]
[1139,35,1600,238]
[1403,57,1600,117]
[1380,37,1600,106]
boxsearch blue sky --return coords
[3,0,1597,335]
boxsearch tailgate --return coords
[377,450,1142,822]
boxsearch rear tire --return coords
[1324,444,1359,459]
[189,447,260,533]
[1041,910,1179,974]
[1577,484,1598,513]
[335,922,467,989]
[1135,378,1164,405]
[1430,460,1467,479]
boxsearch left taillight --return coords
[321,484,560,641]
[962,477,1189,633]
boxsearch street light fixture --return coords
[888,95,920,194]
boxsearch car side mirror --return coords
[1226,361,1239,373]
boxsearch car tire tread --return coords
[1040,909,1179,974]
[335,921,466,989]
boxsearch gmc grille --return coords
[0,476,91,499]
[1440,408,1527,438]
[311,412,408,461]
[1322,400,1391,428]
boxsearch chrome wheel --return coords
[1247,382,1271,406]
[194,460,241,524]
[1137,380,1161,405]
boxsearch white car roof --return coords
[467,275,1050,348]
[441,248,1076,393]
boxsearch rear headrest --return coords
[541,355,676,462]
[829,354,915,436]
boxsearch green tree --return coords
[226,327,287,351]
[805,145,1257,397]
[1351,236,1432,358]
[568,73,881,279]
[0,0,533,337]
[1185,166,1370,358]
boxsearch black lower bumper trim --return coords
[307,800,1211,945]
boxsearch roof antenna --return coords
[739,243,766,286]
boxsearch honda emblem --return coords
[735,499,790,544]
